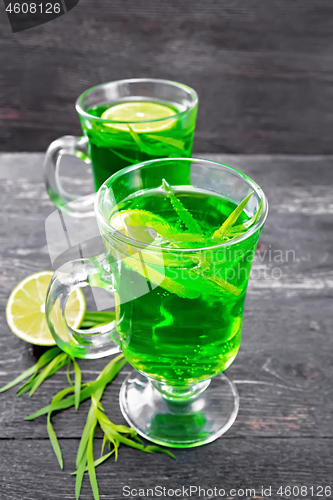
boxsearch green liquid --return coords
[108,188,260,386]
[81,101,196,190]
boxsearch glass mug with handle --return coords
[46,158,268,447]
[44,79,198,218]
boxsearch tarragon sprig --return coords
[162,179,203,234]
[222,198,263,239]
[212,192,254,240]
[0,311,175,500]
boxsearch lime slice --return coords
[101,101,177,133]
[6,271,86,346]
[110,209,178,244]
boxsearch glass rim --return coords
[75,78,199,125]
[94,158,268,254]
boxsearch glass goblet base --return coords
[119,370,239,448]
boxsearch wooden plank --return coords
[0,438,332,500]
[1,3,333,153]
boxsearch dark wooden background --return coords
[1,0,333,154]
[1,153,333,499]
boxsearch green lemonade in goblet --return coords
[107,186,261,387]
[44,79,198,217]
[85,101,196,190]
[46,158,267,448]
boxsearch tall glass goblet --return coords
[44,79,198,218]
[46,158,268,448]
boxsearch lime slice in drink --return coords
[6,271,86,346]
[110,209,178,244]
[101,101,177,133]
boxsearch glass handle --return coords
[46,255,121,359]
[43,135,95,218]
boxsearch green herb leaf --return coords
[87,430,99,500]
[100,435,108,457]
[26,354,127,420]
[76,404,99,469]
[29,352,68,396]
[96,406,175,460]
[224,198,263,236]
[51,386,75,403]
[17,354,68,397]
[0,346,61,393]
[146,134,185,151]
[16,378,37,397]
[144,445,176,459]
[25,385,91,420]
[75,449,88,500]
[80,312,116,330]
[212,192,254,240]
[82,312,116,322]
[127,125,158,156]
[66,358,73,387]
[47,410,63,469]
[6,348,175,500]
[166,233,206,243]
[75,372,109,499]
[162,179,203,234]
[72,358,82,411]
[46,386,75,470]
[72,450,115,475]
[74,354,125,465]
[107,147,135,164]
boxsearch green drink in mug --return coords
[46,158,268,448]
[44,79,198,218]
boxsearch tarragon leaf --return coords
[96,407,176,460]
[75,448,88,500]
[212,192,254,240]
[72,358,82,411]
[66,358,73,387]
[100,435,108,457]
[163,179,203,234]
[29,352,68,396]
[87,430,99,500]
[107,147,135,164]
[17,355,68,397]
[76,402,99,469]
[72,450,115,475]
[224,199,263,236]
[46,386,75,470]
[74,373,106,499]
[144,445,176,459]
[0,346,61,393]
[82,312,116,322]
[47,412,63,469]
[127,125,157,156]
[25,354,126,420]
[146,134,184,151]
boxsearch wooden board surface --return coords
[0,154,332,499]
[1,2,333,153]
